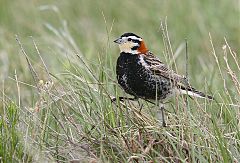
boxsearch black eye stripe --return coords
[126,38,141,43]
[126,38,140,43]
[132,40,140,43]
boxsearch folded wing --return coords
[143,52,213,100]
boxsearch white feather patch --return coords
[122,36,142,41]
[179,89,205,98]
[138,55,150,68]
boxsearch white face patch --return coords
[116,35,143,54]
[118,41,139,54]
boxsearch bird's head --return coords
[114,33,148,54]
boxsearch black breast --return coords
[116,53,172,100]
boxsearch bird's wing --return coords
[141,52,213,99]
[143,52,188,87]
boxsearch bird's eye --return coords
[128,38,131,41]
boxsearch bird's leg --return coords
[137,100,143,113]
[160,104,166,127]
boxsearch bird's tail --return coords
[179,87,214,100]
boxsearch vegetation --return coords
[0,0,239,162]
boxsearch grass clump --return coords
[12,22,239,162]
[0,103,32,162]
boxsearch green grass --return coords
[0,103,32,162]
[0,0,239,162]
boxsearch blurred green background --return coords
[0,0,239,75]
[0,0,239,162]
[0,0,238,105]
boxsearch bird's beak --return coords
[113,38,122,44]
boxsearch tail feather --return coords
[179,87,214,100]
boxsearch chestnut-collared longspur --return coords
[114,32,213,126]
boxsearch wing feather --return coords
[143,52,191,89]
[139,52,213,100]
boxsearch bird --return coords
[113,32,213,126]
